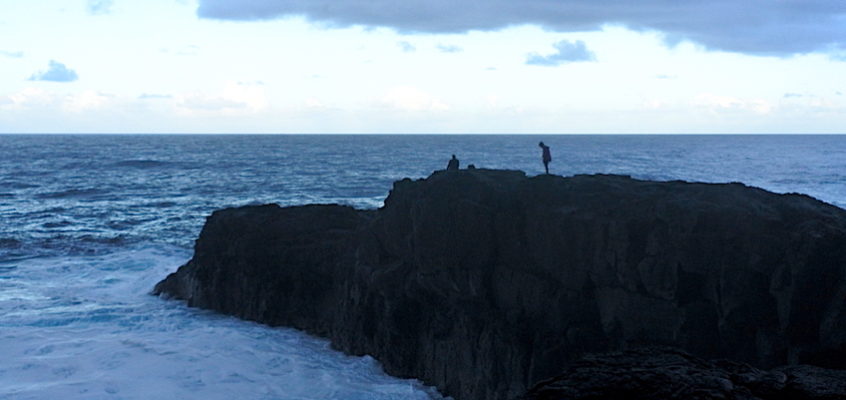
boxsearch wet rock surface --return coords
[155,169,846,400]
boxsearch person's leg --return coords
[544,161,549,174]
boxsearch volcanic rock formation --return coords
[155,169,846,400]
[519,347,846,400]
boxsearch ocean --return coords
[1,134,845,399]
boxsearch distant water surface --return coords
[1,134,845,399]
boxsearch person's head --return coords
[538,141,545,148]
[451,154,456,159]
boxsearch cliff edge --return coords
[154,169,846,400]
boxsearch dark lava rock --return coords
[154,169,846,400]
[519,347,846,400]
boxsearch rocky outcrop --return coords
[519,347,846,400]
[154,169,846,400]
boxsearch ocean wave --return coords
[0,181,39,190]
[772,178,810,185]
[0,238,22,249]
[39,206,68,213]
[0,246,446,400]
[36,188,108,200]
[144,201,177,208]
[112,159,173,169]
[42,220,73,228]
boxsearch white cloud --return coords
[63,91,114,113]
[4,88,58,109]
[174,82,268,116]
[177,95,246,112]
[0,88,118,114]
[485,94,501,108]
[694,93,772,115]
[643,99,668,110]
[304,97,324,108]
[139,93,173,100]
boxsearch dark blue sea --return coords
[1,134,845,399]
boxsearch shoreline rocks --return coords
[519,347,846,400]
[155,169,846,400]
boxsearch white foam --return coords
[0,247,447,400]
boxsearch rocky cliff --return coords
[154,169,846,400]
[519,347,846,400]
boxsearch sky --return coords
[1,0,845,133]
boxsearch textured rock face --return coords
[154,170,846,400]
[519,347,846,400]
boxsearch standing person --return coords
[538,142,551,174]
[446,154,460,170]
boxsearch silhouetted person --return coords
[538,142,551,174]
[447,154,459,170]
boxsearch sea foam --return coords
[0,247,445,400]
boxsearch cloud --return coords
[0,50,23,58]
[139,93,173,100]
[655,74,676,80]
[397,41,416,52]
[5,88,56,108]
[783,93,803,98]
[64,91,114,112]
[436,44,462,53]
[178,96,247,111]
[304,97,325,108]
[28,60,79,82]
[194,0,846,55]
[88,0,114,15]
[174,82,268,116]
[526,40,596,66]
[0,88,115,113]
[694,93,772,115]
[379,86,448,111]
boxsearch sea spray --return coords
[0,246,445,400]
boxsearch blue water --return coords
[1,134,845,399]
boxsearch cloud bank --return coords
[28,60,79,82]
[195,0,846,55]
[526,40,596,66]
